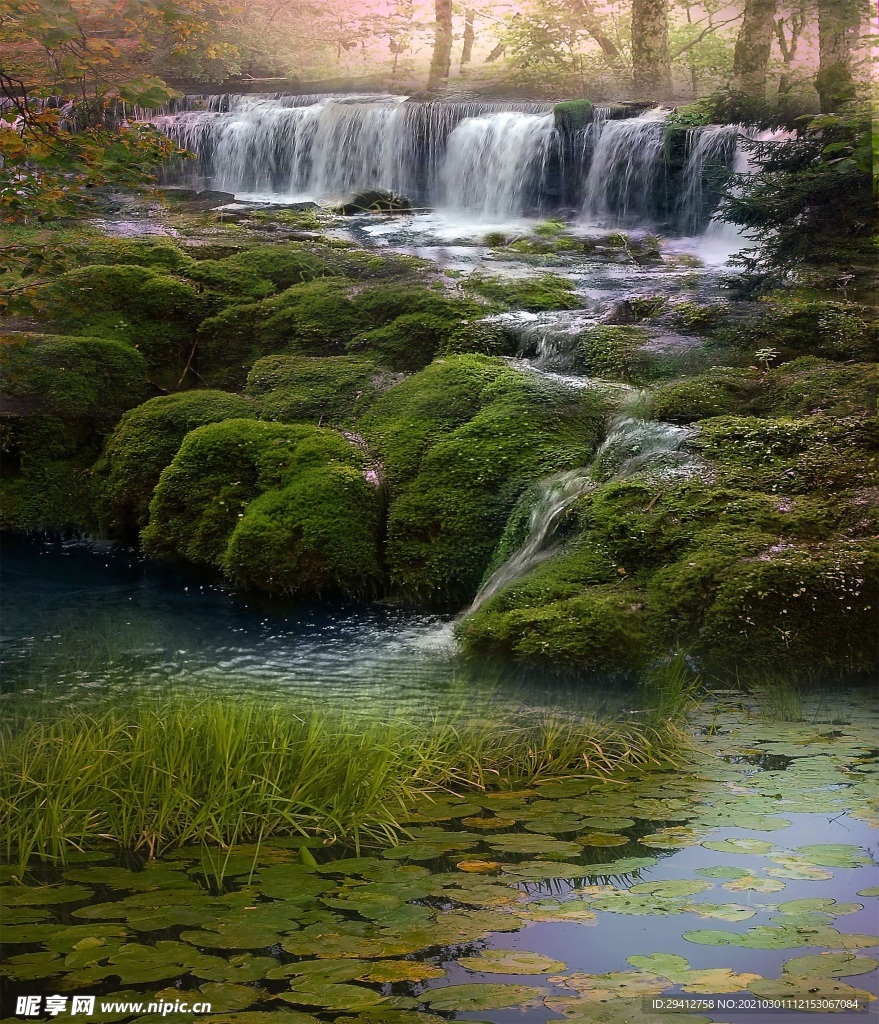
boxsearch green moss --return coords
[459,584,646,672]
[668,301,729,333]
[361,356,607,608]
[94,390,256,536]
[185,246,330,298]
[464,274,581,312]
[692,414,877,493]
[247,355,377,424]
[649,539,878,675]
[577,326,671,384]
[34,264,210,380]
[142,419,382,599]
[758,357,877,417]
[554,100,594,134]
[651,368,761,423]
[0,336,148,531]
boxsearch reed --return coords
[0,686,692,871]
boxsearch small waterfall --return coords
[495,310,599,372]
[677,123,741,234]
[581,108,669,225]
[438,111,556,219]
[468,409,696,612]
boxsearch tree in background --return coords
[815,0,861,112]
[731,0,778,99]
[631,0,671,96]
[427,0,454,89]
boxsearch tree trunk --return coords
[731,0,779,98]
[460,9,475,67]
[427,0,453,91]
[631,0,672,97]
[816,0,859,111]
[571,0,624,65]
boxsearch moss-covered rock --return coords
[691,414,877,493]
[651,367,761,423]
[0,335,148,531]
[247,355,377,424]
[34,264,210,382]
[184,247,330,299]
[94,390,256,536]
[361,356,607,608]
[554,100,595,134]
[142,419,382,599]
[465,274,581,312]
[576,325,673,384]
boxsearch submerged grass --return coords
[0,684,692,871]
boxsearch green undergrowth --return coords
[0,688,690,869]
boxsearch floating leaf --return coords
[487,834,582,857]
[576,833,628,847]
[698,811,791,831]
[765,856,833,880]
[777,898,862,917]
[425,983,539,1011]
[0,885,93,906]
[580,817,635,831]
[858,886,879,897]
[500,861,588,882]
[579,857,657,877]
[0,951,66,981]
[702,838,775,855]
[781,953,879,978]
[63,866,197,891]
[683,924,878,950]
[192,955,277,983]
[796,844,873,868]
[459,949,565,974]
[180,925,284,949]
[549,970,669,1000]
[461,817,516,829]
[456,861,500,874]
[523,813,586,833]
[748,978,876,1002]
[684,902,756,922]
[198,983,261,1011]
[514,899,597,924]
[590,894,690,916]
[640,828,704,849]
[695,866,752,879]
[628,879,713,898]
[532,780,596,798]
[281,982,385,1011]
[354,961,445,983]
[722,876,785,894]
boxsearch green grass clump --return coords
[0,691,689,868]
[577,325,674,385]
[94,390,257,535]
[142,419,383,599]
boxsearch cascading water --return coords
[468,405,698,612]
[581,108,669,225]
[439,111,556,219]
[677,123,741,234]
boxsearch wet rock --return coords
[159,186,200,201]
[196,189,236,204]
[334,190,413,215]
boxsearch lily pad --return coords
[487,834,582,857]
[0,951,66,981]
[748,977,876,1002]
[63,866,197,891]
[628,879,713,898]
[576,833,628,847]
[192,954,277,982]
[523,813,586,833]
[684,903,757,922]
[777,898,862,917]
[354,961,445,983]
[198,982,261,1010]
[781,953,879,978]
[795,844,873,868]
[858,886,879,897]
[514,899,597,924]
[591,893,691,916]
[702,838,775,855]
[722,876,785,894]
[765,855,834,880]
[579,856,657,877]
[281,982,385,1011]
[580,817,636,830]
[458,949,566,974]
[461,816,517,829]
[180,925,284,949]
[0,884,93,906]
[695,866,752,879]
[626,954,761,993]
[456,860,501,874]
[639,828,705,849]
[425,983,539,1011]
[548,970,669,1000]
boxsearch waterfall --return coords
[468,409,696,612]
[439,111,556,219]
[581,108,669,225]
[677,123,741,234]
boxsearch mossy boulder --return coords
[577,326,673,384]
[184,246,330,299]
[247,355,378,424]
[1,335,148,531]
[94,390,256,536]
[142,419,382,599]
[554,100,594,134]
[651,367,761,423]
[34,264,210,383]
[691,414,877,493]
[361,356,608,608]
[465,274,581,312]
